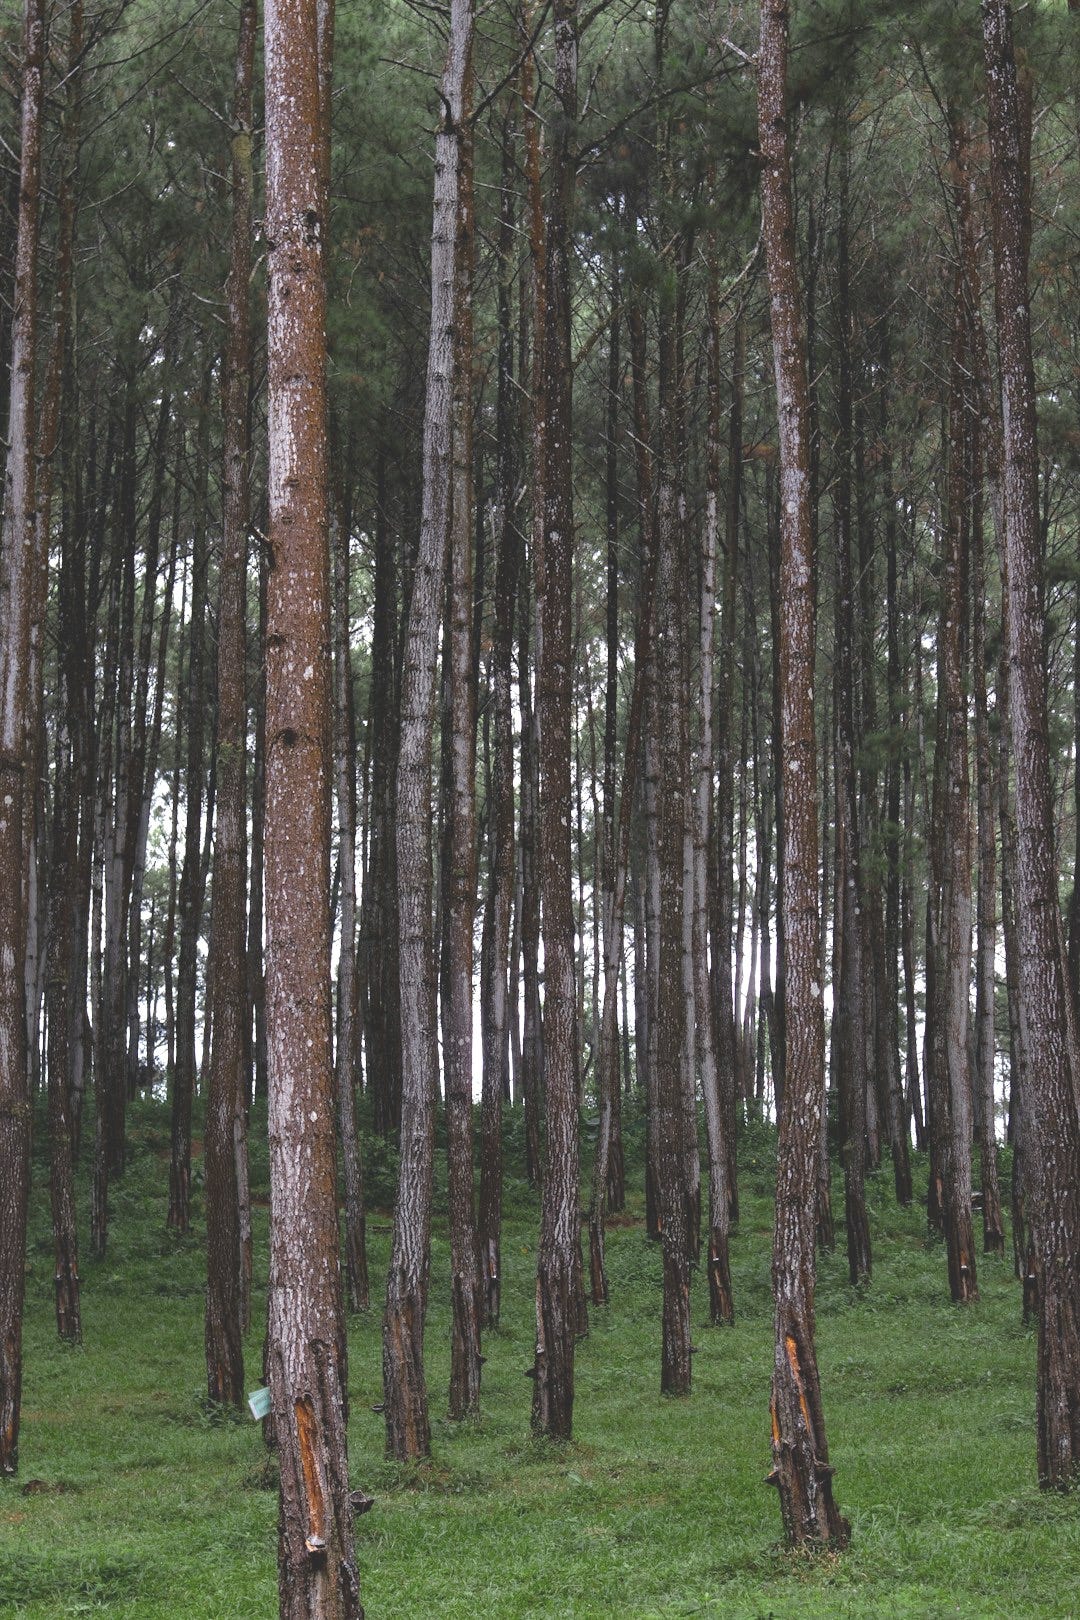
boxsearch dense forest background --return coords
[1,0,1080,1613]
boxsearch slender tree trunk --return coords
[205,0,257,1410]
[696,251,733,1328]
[444,68,482,1419]
[937,245,978,1305]
[384,0,475,1462]
[586,263,660,1306]
[970,400,1005,1259]
[332,464,368,1315]
[479,106,520,1327]
[879,366,913,1205]
[361,440,400,1139]
[532,0,582,1440]
[714,304,743,1232]
[169,379,213,1234]
[983,0,1080,1487]
[0,0,44,1476]
[758,0,848,1546]
[42,0,83,1350]
[518,12,545,1194]
[832,162,870,1289]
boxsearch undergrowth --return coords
[1,1097,1077,1617]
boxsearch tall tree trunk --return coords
[263,0,360,1611]
[832,157,870,1289]
[983,0,1080,1487]
[444,69,482,1420]
[169,379,212,1234]
[42,0,83,1350]
[205,0,257,1411]
[479,105,520,1328]
[531,0,582,1440]
[361,439,400,1139]
[970,402,1005,1259]
[758,0,848,1546]
[937,255,978,1305]
[383,0,475,1462]
[518,5,546,1196]
[696,248,733,1329]
[879,360,913,1205]
[714,304,743,1232]
[332,462,368,1316]
[0,0,44,1477]
[586,280,660,1305]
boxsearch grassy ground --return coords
[2,1100,1078,1618]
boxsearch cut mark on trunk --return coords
[295,1395,327,1554]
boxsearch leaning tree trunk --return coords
[758,0,848,1547]
[983,0,1080,1488]
[0,0,44,1477]
[204,0,257,1411]
[263,0,361,1612]
[383,0,475,1463]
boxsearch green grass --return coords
[2,1101,1077,1618]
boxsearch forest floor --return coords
[2,1100,1078,1618]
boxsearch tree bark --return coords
[478,105,520,1329]
[983,0,1080,1488]
[532,0,582,1440]
[758,0,848,1546]
[205,0,257,1411]
[263,0,361,1609]
[0,0,44,1477]
[332,461,368,1316]
[443,62,482,1419]
[937,257,978,1304]
[383,0,475,1462]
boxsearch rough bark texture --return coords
[953,115,1005,1260]
[937,257,978,1305]
[263,0,360,1611]
[383,0,474,1462]
[478,109,520,1329]
[586,266,660,1307]
[332,470,368,1316]
[444,64,482,1420]
[169,387,213,1236]
[42,0,83,1351]
[204,0,257,1413]
[758,0,848,1546]
[0,0,44,1478]
[983,0,1080,1488]
[832,168,870,1290]
[655,221,692,1396]
[532,0,582,1441]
